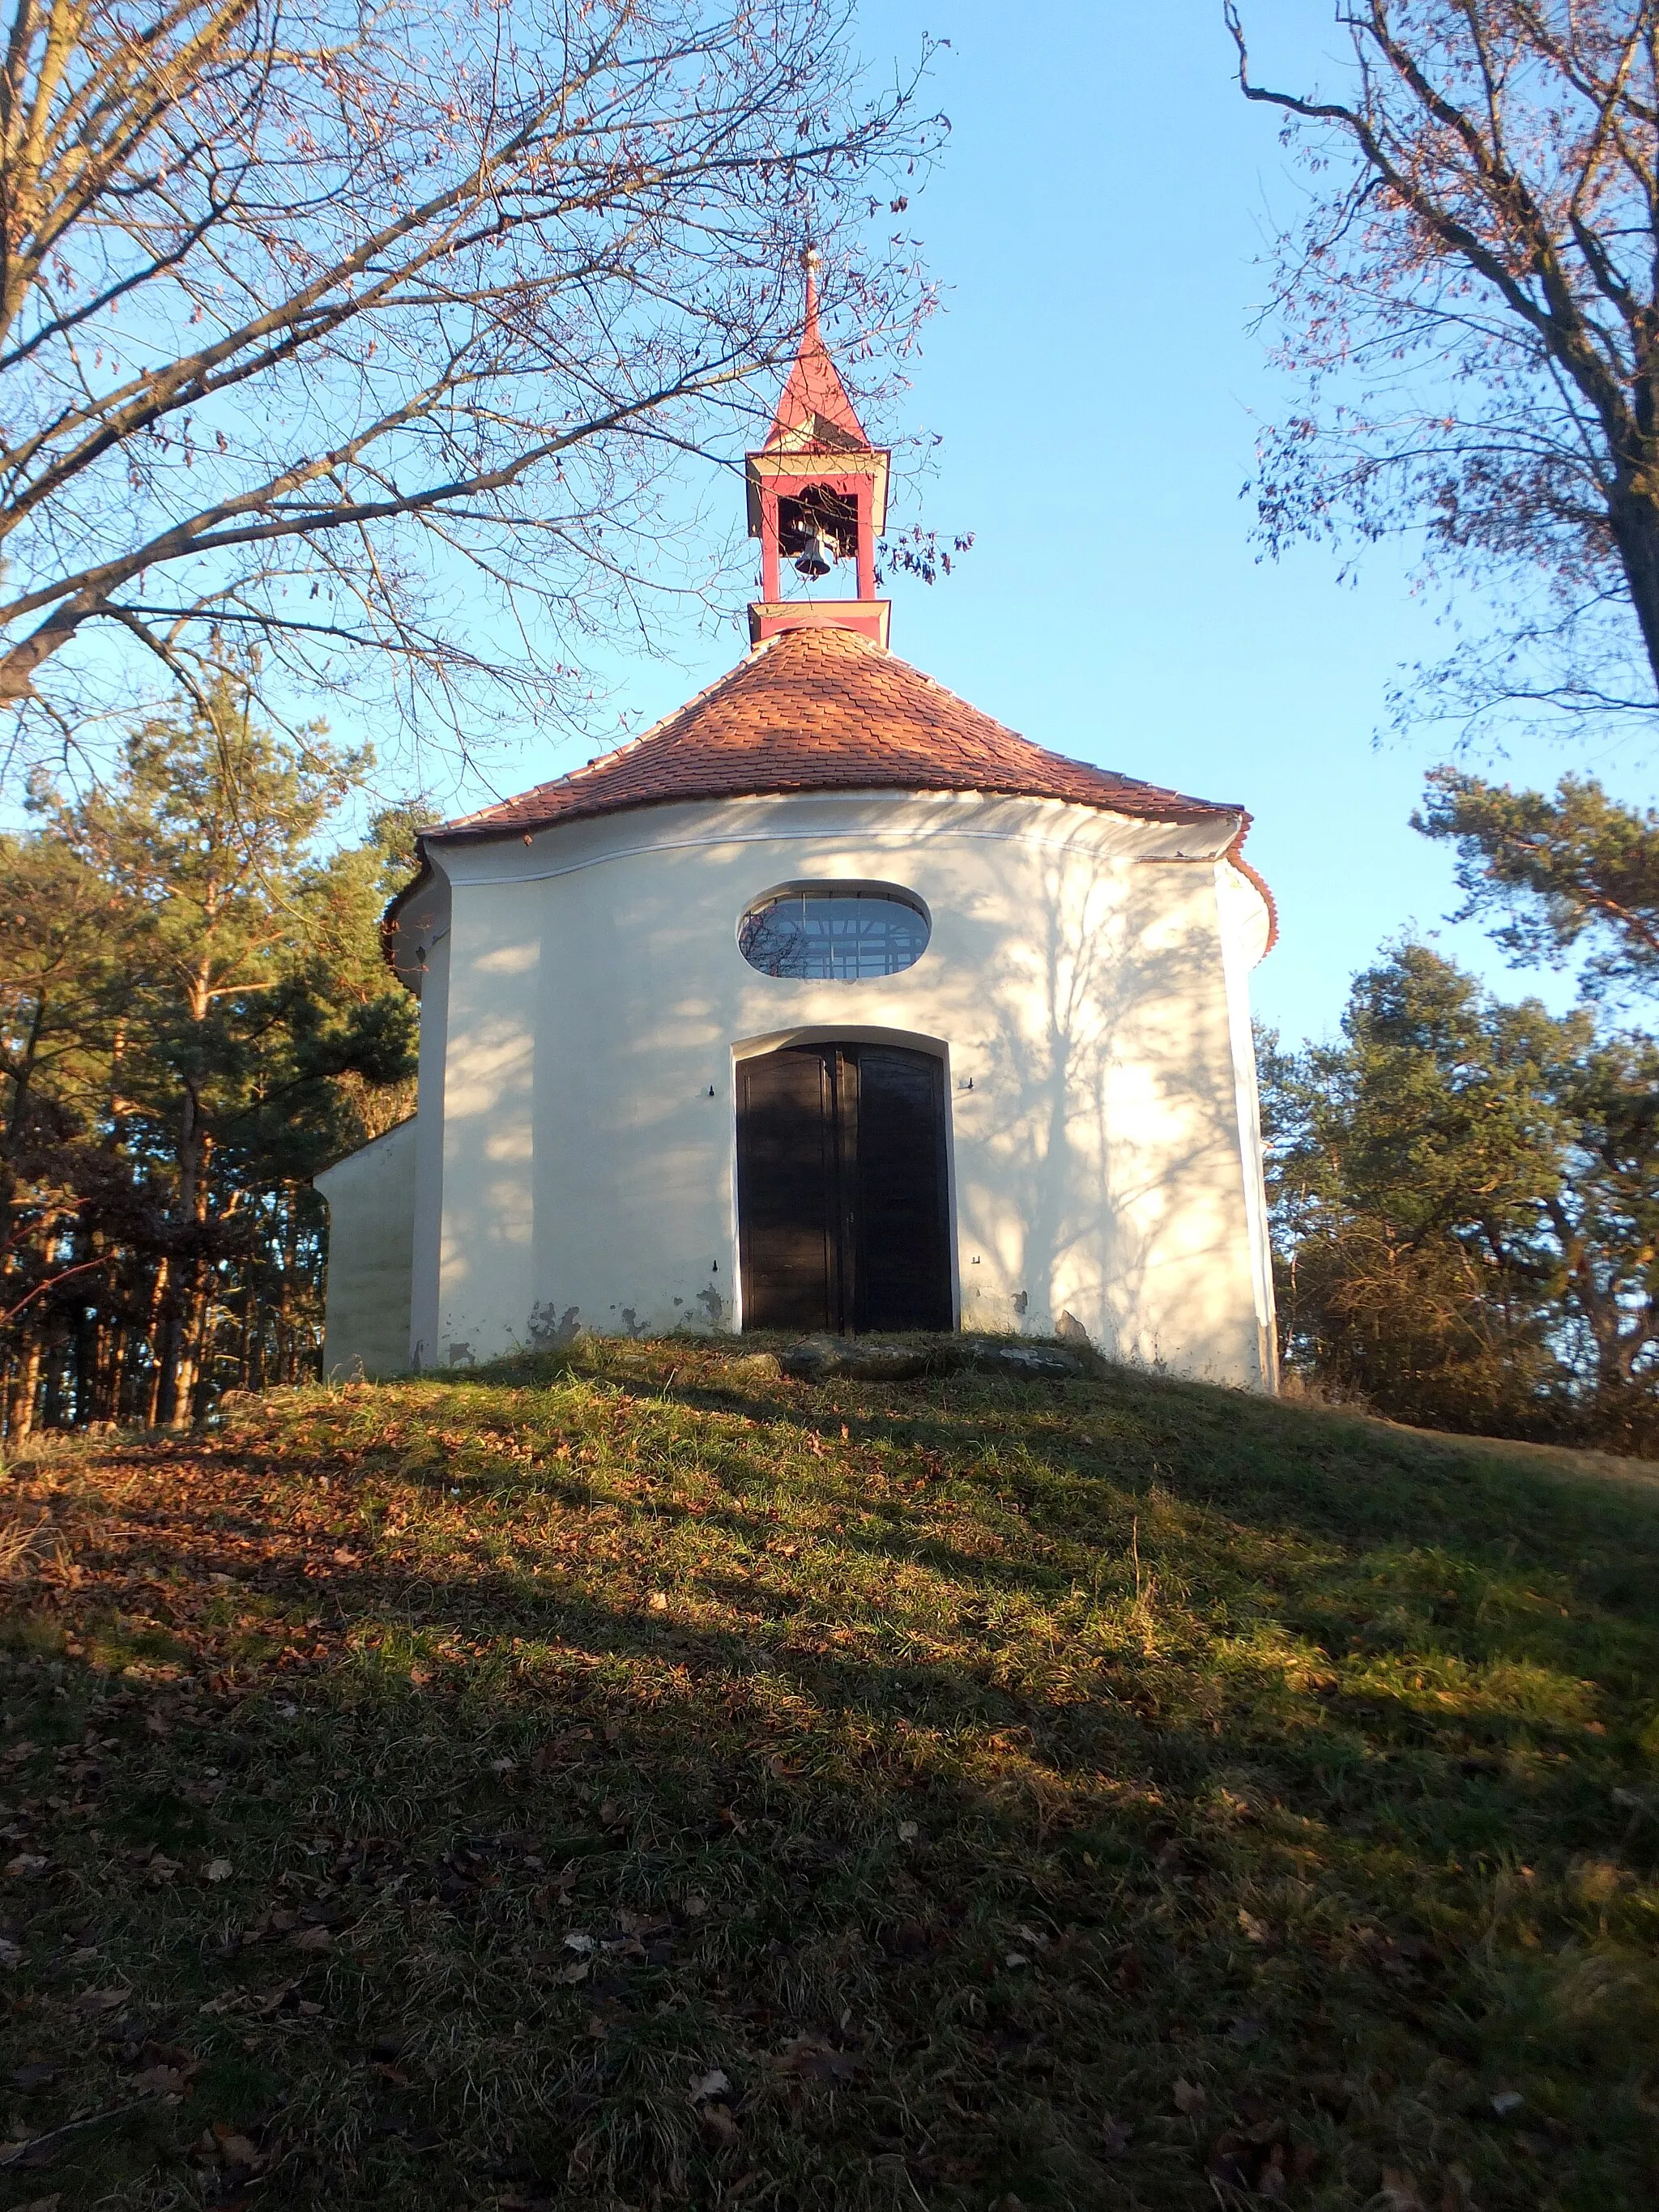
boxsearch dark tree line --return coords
[0,677,419,1437]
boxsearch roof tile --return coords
[434,626,1246,844]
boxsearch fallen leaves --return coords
[1379,2169,1426,2212]
[75,1987,130,2014]
[776,2036,857,2087]
[1172,2078,1208,2115]
[199,2121,267,2180]
[130,2063,190,2096]
[1206,2114,1315,2200]
[205,1857,233,1882]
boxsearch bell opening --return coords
[778,486,857,569]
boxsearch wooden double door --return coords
[736,1043,953,1334]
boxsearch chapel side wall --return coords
[314,1118,417,1379]
[427,792,1273,1387]
[1079,862,1269,1386]
[1218,860,1280,1390]
[408,887,452,1370]
[430,880,539,1369]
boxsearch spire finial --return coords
[800,244,821,328]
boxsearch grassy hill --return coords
[2,1340,1657,2211]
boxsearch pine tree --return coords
[0,676,416,1432]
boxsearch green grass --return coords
[2,1336,1657,2210]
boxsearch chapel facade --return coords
[316,279,1279,1388]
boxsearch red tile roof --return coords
[433,624,1247,846]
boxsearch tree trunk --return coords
[1607,484,1659,698]
[186,1279,214,1425]
[6,1337,41,1442]
[157,1087,206,1427]
[143,1259,172,1426]
[104,1323,128,1427]
[41,1336,65,1430]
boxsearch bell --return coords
[793,527,833,581]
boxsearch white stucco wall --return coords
[394,788,1277,1387]
[313,1117,418,1378]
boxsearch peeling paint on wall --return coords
[528,1302,582,1349]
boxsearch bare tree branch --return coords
[1227,1,1659,735]
[0,0,943,775]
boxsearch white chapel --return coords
[316,283,1279,1388]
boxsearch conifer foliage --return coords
[1261,944,1659,1449]
[0,677,417,1434]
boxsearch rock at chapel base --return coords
[778,1336,1080,1383]
[780,1337,839,1379]
[780,1339,935,1381]
[724,1351,783,1383]
[967,1343,1082,1380]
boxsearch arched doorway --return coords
[736,1042,953,1334]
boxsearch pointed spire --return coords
[764,248,871,452]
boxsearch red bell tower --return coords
[746,254,891,649]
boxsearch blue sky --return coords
[527,0,1651,1049]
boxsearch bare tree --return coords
[0,0,936,774]
[1226,2,1659,739]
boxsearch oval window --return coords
[738,884,930,981]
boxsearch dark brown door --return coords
[736,1043,952,1333]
